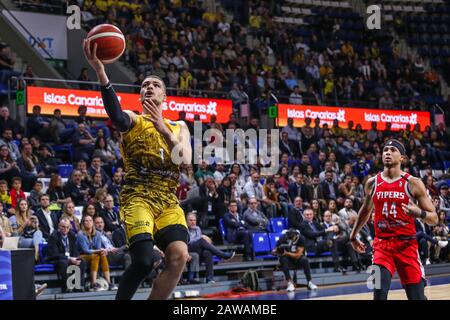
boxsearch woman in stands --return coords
[91,188,107,214]
[327,199,338,216]
[18,215,43,261]
[47,174,69,206]
[82,203,99,219]
[92,136,116,167]
[311,199,322,223]
[88,172,106,197]
[0,145,21,185]
[60,200,81,233]
[9,199,31,236]
[230,163,246,191]
[77,215,116,291]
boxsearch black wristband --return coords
[350,237,357,242]
[420,210,427,219]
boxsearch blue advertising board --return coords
[0,250,13,300]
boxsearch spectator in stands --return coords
[415,217,445,265]
[107,171,122,207]
[0,128,20,162]
[17,143,44,190]
[93,136,116,167]
[94,216,131,269]
[0,179,13,215]
[99,194,120,233]
[288,197,304,231]
[289,86,303,105]
[0,203,12,241]
[438,184,450,215]
[288,173,309,204]
[47,174,69,206]
[60,200,81,233]
[88,156,111,186]
[321,170,339,201]
[18,215,43,261]
[75,159,93,186]
[27,180,43,211]
[63,170,89,207]
[194,160,213,185]
[82,204,98,219]
[50,109,76,144]
[223,200,253,261]
[186,212,234,283]
[0,43,21,83]
[0,145,20,187]
[37,145,60,177]
[432,211,449,263]
[10,177,26,210]
[88,172,107,196]
[72,123,95,162]
[46,217,87,293]
[300,208,344,272]
[0,106,23,138]
[338,198,357,222]
[77,215,116,291]
[33,194,59,240]
[27,105,52,142]
[272,228,318,292]
[9,199,31,236]
[75,105,94,129]
[243,172,269,211]
[243,197,269,231]
[77,67,93,90]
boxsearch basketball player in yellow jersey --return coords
[84,39,192,300]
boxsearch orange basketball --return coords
[86,24,125,64]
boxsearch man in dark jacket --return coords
[223,201,253,261]
[46,218,87,292]
[99,194,120,232]
[320,170,339,201]
[288,197,304,230]
[33,194,59,240]
[288,173,309,203]
[63,170,89,207]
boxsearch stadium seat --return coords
[270,218,287,233]
[218,218,228,244]
[268,233,283,251]
[252,233,274,259]
[58,164,73,178]
[34,243,55,273]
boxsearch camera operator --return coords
[272,228,318,292]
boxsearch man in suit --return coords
[279,132,299,158]
[307,176,325,203]
[299,208,344,272]
[87,156,111,186]
[34,194,59,240]
[223,200,253,261]
[46,218,87,292]
[243,197,269,232]
[288,173,309,203]
[288,197,304,230]
[99,194,120,233]
[320,170,339,201]
[63,170,89,207]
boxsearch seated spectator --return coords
[186,212,234,283]
[72,123,95,162]
[75,105,94,130]
[243,197,269,231]
[348,213,373,264]
[338,198,358,222]
[416,217,447,265]
[9,199,31,236]
[0,179,13,216]
[46,218,87,293]
[0,106,24,139]
[18,215,44,261]
[194,160,214,185]
[288,197,304,231]
[320,170,339,201]
[288,173,309,204]
[33,194,59,241]
[10,177,26,210]
[271,228,317,292]
[38,145,60,176]
[92,188,107,214]
[299,209,344,272]
[94,216,131,269]
[27,180,43,211]
[0,128,20,161]
[77,215,117,291]
[60,200,81,233]
[17,143,44,191]
[26,105,52,142]
[243,172,272,215]
[431,211,449,263]
[223,201,253,261]
[75,159,93,186]
[82,203,99,219]
[50,109,76,144]
[47,174,70,206]
[0,203,12,241]
[92,136,116,167]
[438,184,450,215]
[87,156,111,186]
[64,170,89,207]
[88,172,107,196]
[310,199,323,222]
[99,194,120,233]
[107,171,122,207]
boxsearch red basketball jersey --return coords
[372,172,416,238]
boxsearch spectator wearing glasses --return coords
[60,200,81,233]
[223,201,253,261]
[99,194,120,233]
[64,170,90,207]
[243,197,269,232]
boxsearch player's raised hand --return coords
[402,201,421,218]
[83,39,104,74]
[143,99,166,133]
[350,238,366,254]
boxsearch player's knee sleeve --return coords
[405,279,427,300]
[129,239,156,273]
[373,264,392,300]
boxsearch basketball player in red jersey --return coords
[350,139,438,300]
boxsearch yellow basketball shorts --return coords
[119,185,188,250]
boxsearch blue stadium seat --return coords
[34,243,55,273]
[252,233,274,259]
[218,218,228,244]
[268,233,282,251]
[58,164,74,178]
[306,251,332,258]
[270,218,286,233]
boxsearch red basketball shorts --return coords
[373,237,425,286]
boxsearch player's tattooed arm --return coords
[402,177,438,226]
[350,176,375,253]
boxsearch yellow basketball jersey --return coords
[120,115,181,193]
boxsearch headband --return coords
[384,139,406,155]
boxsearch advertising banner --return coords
[277,104,430,131]
[0,250,13,300]
[2,10,67,60]
[27,86,233,123]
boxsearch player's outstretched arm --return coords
[402,177,438,226]
[350,176,375,253]
[83,39,135,133]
